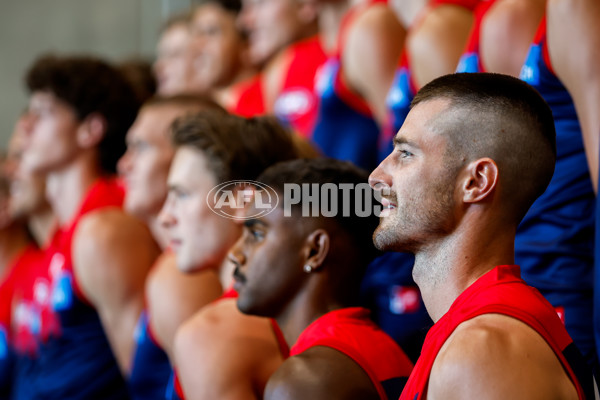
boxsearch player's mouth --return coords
[379,197,397,217]
[232,266,246,292]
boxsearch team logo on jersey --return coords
[520,44,541,86]
[314,59,339,97]
[49,252,73,311]
[555,306,565,325]
[389,286,421,314]
[274,88,314,121]
[456,53,479,73]
[386,67,411,109]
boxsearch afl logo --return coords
[207,180,279,220]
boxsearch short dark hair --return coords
[171,112,299,182]
[411,72,556,222]
[257,157,380,264]
[256,158,380,305]
[117,58,157,104]
[144,94,225,112]
[25,54,140,174]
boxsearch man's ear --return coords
[302,228,330,272]
[77,113,107,149]
[460,157,499,204]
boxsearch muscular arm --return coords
[265,347,379,400]
[480,0,545,77]
[427,314,578,400]
[145,251,222,361]
[174,298,283,400]
[343,4,405,125]
[73,208,160,374]
[408,4,473,89]
[547,0,600,192]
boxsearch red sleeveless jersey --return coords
[291,307,413,399]
[400,265,592,400]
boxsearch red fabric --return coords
[275,35,327,137]
[0,246,42,331]
[231,75,266,118]
[533,17,555,75]
[173,370,185,399]
[400,265,587,400]
[291,307,413,399]
[7,246,50,355]
[46,177,125,306]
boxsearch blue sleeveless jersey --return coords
[518,26,595,292]
[129,310,172,400]
[311,58,381,170]
[518,22,595,361]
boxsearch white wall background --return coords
[0,0,194,147]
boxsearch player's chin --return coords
[372,227,394,252]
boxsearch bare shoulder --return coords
[345,3,404,56]
[409,4,473,87]
[174,299,283,400]
[480,0,544,76]
[265,346,379,400]
[343,2,404,122]
[428,314,578,400]
[73,208,159,303]
[75,208,155,250]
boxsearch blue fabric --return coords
[516,37,595,363]
[311,59,381,171]
[128,311,172,400]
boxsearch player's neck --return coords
[212,68,258,109]
[275,279,345,349]
[28,206,56,247]
[413,222,516,322]
[319,1,352,53]
[46,156,103,227]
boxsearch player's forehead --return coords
[395,98,453,148]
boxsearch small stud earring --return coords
[303,264,313,273]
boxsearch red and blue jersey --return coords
[383,0,481,160]
[311,0,387,170]
[22,178,130,400]
[129,309,172,400]
[360,252,432,363]
[455,0,496,73]
[518,19,595,361]
[3,245,50,399]
[291,307,413,399]
[400,265,593,400]
[273,35,327,138]
[231,74,266,118]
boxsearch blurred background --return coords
[0,0,194,146]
